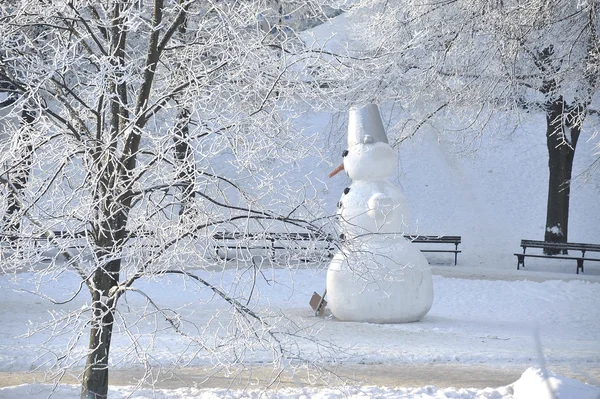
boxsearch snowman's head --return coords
[343,141,396,180]
[342,104,396,180]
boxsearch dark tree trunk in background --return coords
[543,98,582,254]
[173,13,195,217]
[2,107,35,242]
[173,107,196,217]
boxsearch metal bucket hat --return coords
[347,103,388,146]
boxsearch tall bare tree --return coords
[0,1,347,397]
[353,0,600,250]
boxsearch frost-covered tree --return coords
[0,1,347,397]
[353,0,600,250]
[0,77,35,241]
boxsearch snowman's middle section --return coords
[337,180,411,239]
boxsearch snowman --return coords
[326,104,433,323]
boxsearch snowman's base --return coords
[326,241,433,324]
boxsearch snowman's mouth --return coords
[328,163,344,178]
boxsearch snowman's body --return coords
[338,180,408,238]
[337,142,411,238]
[326,105,433,324]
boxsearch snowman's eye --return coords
[343,187,350,195]
[342,150,348,157]
[337,201,342,208]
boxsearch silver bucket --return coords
[347,104,388,146]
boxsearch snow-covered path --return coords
[0,364,523,390]
[1,363,599,398]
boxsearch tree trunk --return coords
[173,107,196,217]
[173,15,195,218]
[80,263,118,399]
[81,3,129,394]
[81,0,177,395]
[2,107,34,242]
[543,98,581,254]
[81,205,127,398]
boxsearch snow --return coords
[546,225,563,236]
[0,369,598,398]
[1,269,599,368]
[327,239,433,323]
[343,141,397,181]
[1,106,600,397]
[337,178,411,236]
[327,104,433,323]
[1,267,600,396]
[511,368,600,399]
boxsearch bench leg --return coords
[215,245,226,260]
[268,238,276,262]
[577,259,584,274]
[516,254,525,270]
[454,244,458,265]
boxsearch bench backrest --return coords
[521,239,600,252]
[213,232,461,244]
[213,231,332,241]
[407,235,461,244]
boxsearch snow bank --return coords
[510,368,600,399]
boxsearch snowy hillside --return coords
[303,10,600,275]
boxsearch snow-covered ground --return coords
[1,267,600,398]
[3,267,600,369]
[2,109,600,397]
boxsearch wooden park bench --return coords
[1,230,87,247]
[515,239,600,274]
[406,235,462,265]
[1,229,156,253]
[213,232,461,265]
[212,231,335,262]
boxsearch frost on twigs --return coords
[349,0,600,155]
[0,0,356,395]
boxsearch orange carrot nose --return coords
[328,163,344,178]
